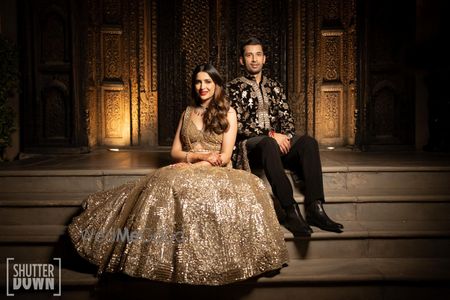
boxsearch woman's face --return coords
[194,71,216,103]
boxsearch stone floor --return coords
[1,148,450,172]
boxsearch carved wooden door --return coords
[83,0,158,148]
[20,0,159,151]
[20,0,87,153]
[359,0,415,149]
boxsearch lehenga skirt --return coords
[68,164,288,285]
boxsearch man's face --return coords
[240,44,266,75]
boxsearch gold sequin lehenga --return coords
[68,107,288,285]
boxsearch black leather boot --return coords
[283,204,313,237]
[305,200,343,233]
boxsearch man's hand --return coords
[272,133,291,155]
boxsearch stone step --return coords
[1,258,449,300]
[1,192,449,226]
[1,164,450,195]
[295,194,450,223]
[283,221,450,259]
[255,166,450,197]
[1,221,450,262]
[0,170,146,194]
[1,151,448,298]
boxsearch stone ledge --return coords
[281,220,450,240]
[2,164,450,177]
[256,258,450,284]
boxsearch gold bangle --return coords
[185,151,190,163]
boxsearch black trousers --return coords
[246,135,325,209]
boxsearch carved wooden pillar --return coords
[346,0,358,145]
[139,0,158,146]
[287,0,306,135]
[85,0,99,148]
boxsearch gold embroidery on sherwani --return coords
[240,76,271,130]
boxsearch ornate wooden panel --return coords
[102,30,123,81]
[20,0,87,152]
[286,0,357,146]
[20,0,362,149]
[317,29,344,145]
[42,78,70,139]
[101,85,130,144]
[96,0,129,146]
[83,0,158,147]
[20,0,419,150]
[318,85,344,144]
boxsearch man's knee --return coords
[296,135,319,150]
[256,136,280,153]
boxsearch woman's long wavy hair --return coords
[191,63,230,134]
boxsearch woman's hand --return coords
[205,152,222,166]
[191,151,222,166]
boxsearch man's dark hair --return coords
[240,37,264,57]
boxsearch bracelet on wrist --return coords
[185,151,191,163]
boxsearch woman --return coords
[68,64,288,286]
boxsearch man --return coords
[226,37,343,237]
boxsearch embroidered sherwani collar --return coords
[242,73,266,85]
[243,73,257,81]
